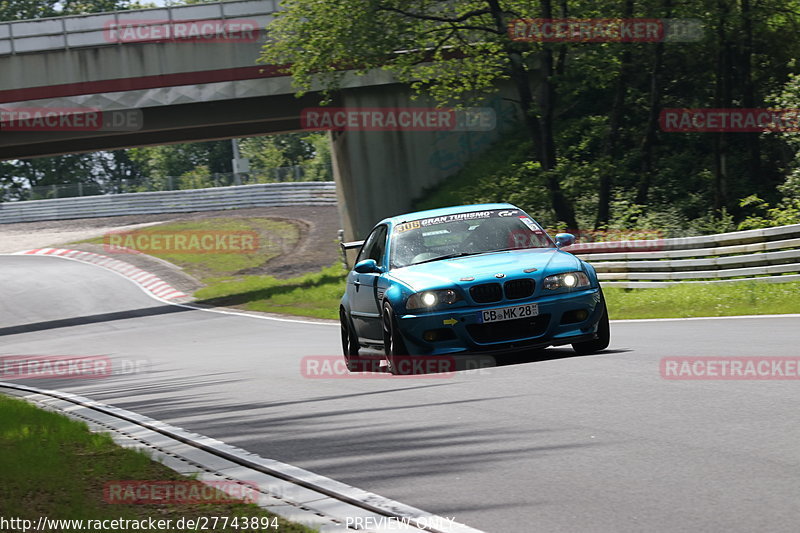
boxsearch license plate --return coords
[479,303,538,323]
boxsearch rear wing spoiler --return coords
[338,234,365,269]
[340,240,365,251]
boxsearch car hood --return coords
[389,248,582,291]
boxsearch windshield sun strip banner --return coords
[394,209,526,233]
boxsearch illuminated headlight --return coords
[407,289,461,309]
[543,271,590,290]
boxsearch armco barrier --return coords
[338,223,800,288]
[567,223,800,288]
[0,182,336,224]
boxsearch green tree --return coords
[178,164,215,190]
[239,133,332,182]
[299,132,333,181]
[260,0,578,227]
[239,137,286,176]
[0,0,58,20]
[127,141,233,189]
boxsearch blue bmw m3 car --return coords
[339,203,609,373]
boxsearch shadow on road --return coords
[0,304,194,337]
[348,345,625,376]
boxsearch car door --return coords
[348,224,388,342]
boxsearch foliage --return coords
[239,132,332,182]
[127,141,233,189]
[0,0,152,19]
[178,164,215,190]
[260,0,800,233]
[261,0,536,106]
[76,217,300,279]
[413,126,727,236]
[736,71,800,229]
[737,194,800,229]
[0,395,316,531]
[5,0,800,233]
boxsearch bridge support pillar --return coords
[330,84,521,240]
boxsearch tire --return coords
[382,301,410,375]
[340,308,363,372]
[572,290,610,355]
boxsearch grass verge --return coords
[0,394,316,532]
[72,217,800,321]
[78,217,300,279]
[195,264,346,320]
[195,267,800,321]
[74,215,345,320]
[604,281,800,319]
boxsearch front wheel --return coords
[382,301,409,375]
[572,291,610,355]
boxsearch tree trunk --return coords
[555,0,568,76]
[740,0,760,193]
[636,0,670,205]
[538,0,558,173]
[486,0,578,228]
[597,0,634,229]
[712,0,732,212]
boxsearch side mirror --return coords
[555,233,575,248]
[354,259,382,273]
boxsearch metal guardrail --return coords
[567,224,800,287]
[21,166,330,200]
[0,181,336,224]
[334,224,800,287]
[0,0,279,56]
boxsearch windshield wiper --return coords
[488,246,551,252]
[410,252,481,266]
[407,246,552,267]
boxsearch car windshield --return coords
[390,209,554,268]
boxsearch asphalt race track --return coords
[2,254,800,532]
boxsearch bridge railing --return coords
[0,181,336,224]
[566,224,800,287]
[0,0,279,56]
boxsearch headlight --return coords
[406,289,462,309]
[543,271,590,291]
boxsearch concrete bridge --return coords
[0,0,522,239]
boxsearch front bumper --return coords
[396,287,603,355]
